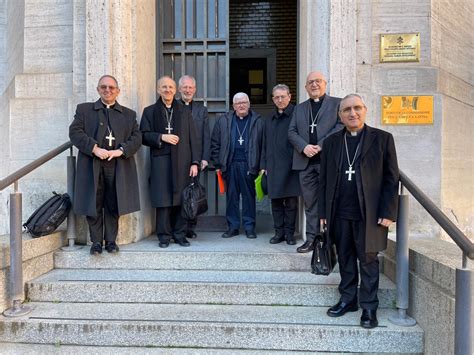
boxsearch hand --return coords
[378,218,393,228]
[320,219,327,231]
[259,169,266,175]
[92,145,110,160]
[107,149,124,161]
[161,134,180,145]
[303,144,321,158]
[200,160,208,170]
[189,164,198,177]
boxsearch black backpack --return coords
[23,192,72,238]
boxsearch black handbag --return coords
[23,192,71,238]
[181,177,208,220]
[311,230,337,276]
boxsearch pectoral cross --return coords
[309,122,317,134]
[165,124,173,134]
[238,136,244,145]
[345,166,355,181]
[106,131,115,147]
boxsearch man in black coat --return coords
[288,71,343,253]
[319,94,399,329]
[69,75,142,255]
[261,84,301,245]
[211,92,264,239]
[178,75,210,239]
[140,76,200,248]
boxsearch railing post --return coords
[454,252,472,355]
[389,186,416,326]
[3,183,32,317]
[62,148,81,251]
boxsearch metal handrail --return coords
[0,141,73,191]
[399,170,474,260]
[1,140,77,317]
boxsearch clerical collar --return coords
[181,99,192,107]
[346,125,365,136]
[161,98,173,109]
[101,100,116,109]
[313,94,325,103]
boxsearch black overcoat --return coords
[318,125,399,252]
[69,100,142,217]
[190,101,210,162]
[261,104,301,199]
[140,99,199,208]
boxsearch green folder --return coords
[255,174,265,201]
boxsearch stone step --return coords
[54,235,314,271]
[0,302,423,353]
[26,269,396,308]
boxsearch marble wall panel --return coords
[14,73,73,98]
[24,0,72,27]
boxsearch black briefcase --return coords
[181,177,208,220]
[311,230,337,276]
[23,192,71,238]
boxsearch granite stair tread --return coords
[0,302,424,353]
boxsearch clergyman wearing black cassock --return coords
[288,71,343,253]
[69,75,142,255]
[140,76,200,248]
[318,94,399,329]
[261,84,301,245]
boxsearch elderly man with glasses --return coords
[211,92,264,239]
[69,75,142,255]
[288,71,343,253]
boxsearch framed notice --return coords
[381,96,434,125]
[380,33,420,63]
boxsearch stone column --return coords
[82,0,156,244]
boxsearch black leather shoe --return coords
[105,241,119,253]
[327,300,359,317]
[246,230,257,239]
[222,229,239,238]
[174,236,191,247]
[296,239,314,253]
[269,235,285,244]
[90,242,103,255]
[360,309,378,328]
[286,235,296,245]
[158,240,170,248]
[186,231,197,239]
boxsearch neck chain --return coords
[164,108,174,134]
[344,134,360,181]
[309,109,319,134]
[236,118,249,146]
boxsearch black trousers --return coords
[299,162,320,241]
[156,206,187,242]
[86,160,119,244]
[333,217,380,310]
[271,196,298,237]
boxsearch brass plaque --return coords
[380,33,420,63]
[381,96,434,125]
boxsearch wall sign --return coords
[380,33,420,63]
[381,95,434,125]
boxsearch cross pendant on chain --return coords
[238,136,244,145]
[345,166,355,181]
[165,124,173,134]
[309,122,317,134]
[106,132,115,147]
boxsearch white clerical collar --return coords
[313,98,319,103]
[101,100,116,109]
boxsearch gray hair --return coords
[272,84,290,96]
[233,92,250,104]
[340,93,367,110]
[98,75,119,88]
[178,75,196,87]
[157,75,176,89]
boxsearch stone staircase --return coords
[0,232,424,354]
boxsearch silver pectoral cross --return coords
[345,166,355,181]
[106,131,115,147]
[165,124,173,134]
[238,136,244,145]
[309,122,317,134]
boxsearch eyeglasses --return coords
[234,101,249,106]
[273,95,289,101]
[306,79,324,86]
[340,105,365,114]
[99,85,118,91]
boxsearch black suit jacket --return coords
[190,101,210,162]
[288,95,343,170]
[318,125,399,252]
